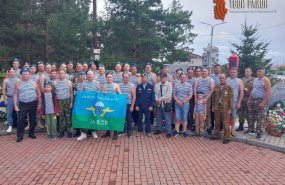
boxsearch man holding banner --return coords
[76,70,101,141]
[101,73,122,140]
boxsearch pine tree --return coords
[230,23,271,77]
[0,0,93,66]
[97,0,195,69]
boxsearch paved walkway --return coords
[234,130,285,153]
[0,132,285,185]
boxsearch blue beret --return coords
[20,68,29,74]
[44,80,53,87]
[196,90,204,94]
[162,64,169,68]
[142,73,148,77]
[77,72,86,76]
[30,64,37,68]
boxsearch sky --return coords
[96,0,285,65]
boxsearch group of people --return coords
[2,58,271,144]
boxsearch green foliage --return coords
[98,0,195,68]
[0,0,195,68]
[230,23,271,78]
[0,0,93,65]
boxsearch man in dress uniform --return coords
[135,73,155,137]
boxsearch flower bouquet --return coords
[266,101,285,137]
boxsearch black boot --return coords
[67,131,73,138]
[101,130,111,138]
[58,132,64,138]
[236,123,244,131]
[74,129,81,137]
[207,128,212,136]
[112,131,118,140]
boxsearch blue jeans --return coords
[156,107,172,134]
[6,97,15,127]
[175,102,190,121]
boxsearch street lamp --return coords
[201,21,226,73]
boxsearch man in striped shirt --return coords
[96,64,107,92]
[247,67,271,139]
[37,61,45,77]
[173,73,193,138]
[187,67,196,131]
[54,69,74,138]
[227,68,244,136]
[113,62,123,84]
[210,64,222,131]
[119,72,136,138]
[2,68,19,133]
[14,68,42,142]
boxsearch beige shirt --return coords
[154,81,172,106]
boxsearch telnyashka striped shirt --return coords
[146,72,155,85]
[187,77,196,89]
[44,93,54,114]
[83,80,99,92]
[196,77,211,99]
[210,74,220,86]
[18,80,37,103]
[97,74,107,88]
[113,72,122,84]
[55,79,71,100]
[227,77,240,104]
[173,81,193,101]
[119,82,132,104]
[30,74,39,83]
[252,77,266,99]
[130,74,138,87]
[105,83,116,94]
[196,100,205,113]
[6,77,18,96]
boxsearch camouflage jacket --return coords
[212,83,234,112]
[242,77,255,99]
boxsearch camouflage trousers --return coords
[58,99,72,133]
[247,98,267,134]
[205,100,211,129]
[238,97,249,125]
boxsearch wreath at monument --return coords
[266,101,285,137]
